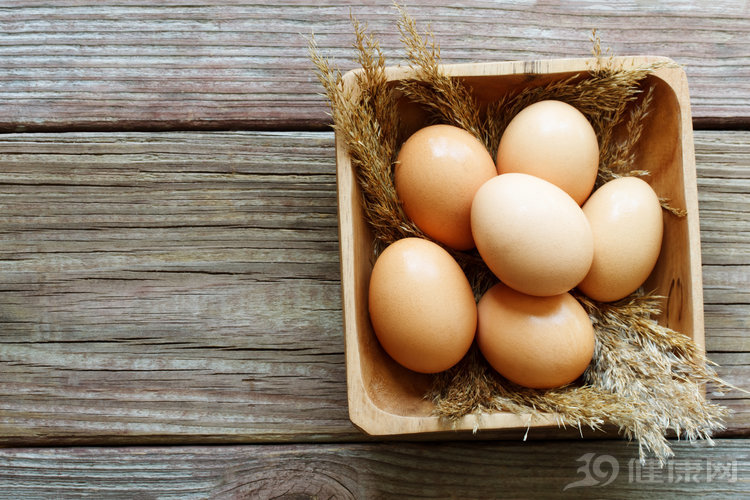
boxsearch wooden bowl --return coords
[336,56,703,436]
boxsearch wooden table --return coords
[0,2,747,498]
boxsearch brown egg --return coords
[396,124,497,250]
[368,238,477,374]
[470,173,594,296]
[477,282,595,389]
[577,176,664,302]
[496,100,599,205]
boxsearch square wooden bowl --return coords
[336,56,703,436]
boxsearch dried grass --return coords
[429,291,731,464]
[308,5,731,464]
[309,17,422,254]
[394,3,489,150]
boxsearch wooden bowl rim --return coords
[336,56,703,436]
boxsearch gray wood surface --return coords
[0,1,749,132]
[0,130,747,446]
[0,440,747,498]
[0,1,748,496]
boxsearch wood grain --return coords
[0,0,749,132]
[0,440,747,498]
[0,130,747,446]
[0,131,357,444]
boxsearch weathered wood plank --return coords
[0,440,747,499]
[0,1,749,132]
[697,133,750,366]
[0,131,358,444]
[0,130,746,446]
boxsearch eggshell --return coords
[395,124,497,250]
[577,176,664,302]
[471,173,594,296]
[368,237,477,374]
[496,100,599,205]
[477,282,595,389]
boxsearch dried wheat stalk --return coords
[308,18,422,253]
[394,3,489,149]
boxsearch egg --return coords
[577,176,664,302]
[471,173,594,296]
[496,100,599,205]
[368,237,477,373]
[477,282,595,389]
[395,124,497,250]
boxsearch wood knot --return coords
[665,276,684,327]
[213,462,357,500]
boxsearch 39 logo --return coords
[563,453,620,490]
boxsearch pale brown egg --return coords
[577,176,664,302]
[477,282,595,389]
[395,124,497,250]
[496,100,599,205]
[368,237,477,374]
[471,173,594,296]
